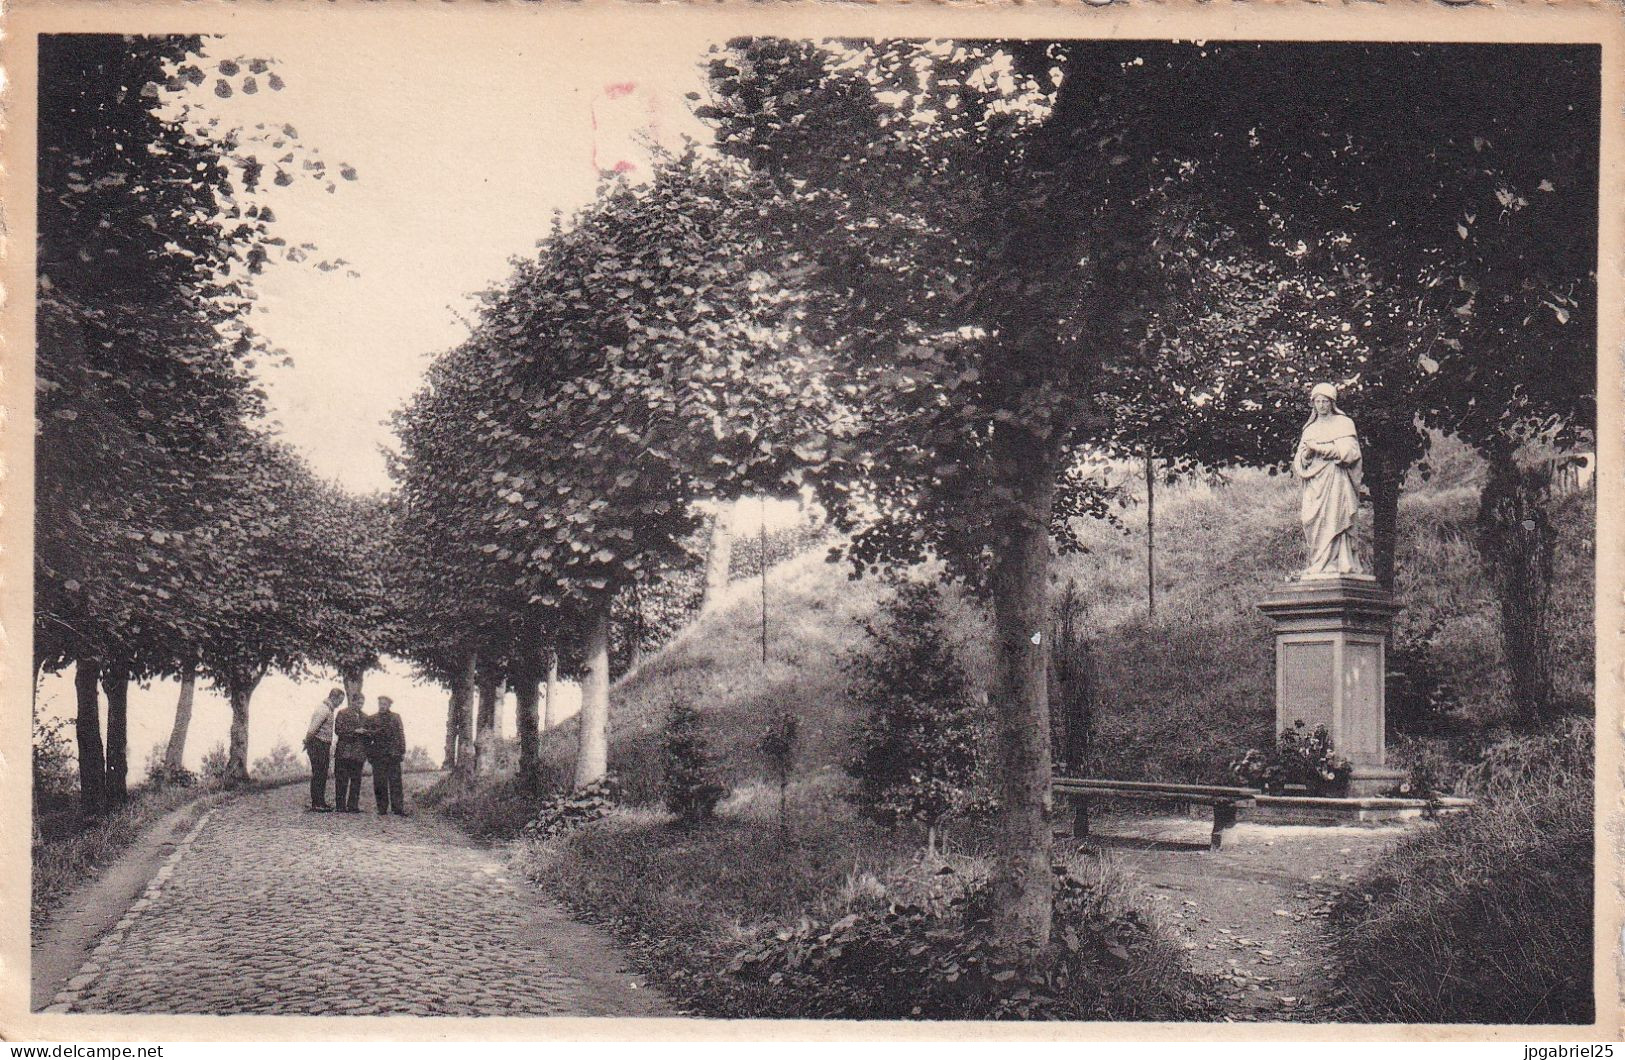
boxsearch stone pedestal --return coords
[1257,575,1404,798]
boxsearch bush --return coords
[1228,721,1351,795]
[728,865,1214,1020]
[761,712,800,830]
[403,744,438,772]
[661,696,728,823]
[33,715,78,804]
[251,740,305,782]
[522,777,620,841]
[142,741,198,790]
[1387,619,1465,737]
[846,582,981,842]
[1326,718,1593,1023]
[199,743,231,784]
[1388,734,1474,798]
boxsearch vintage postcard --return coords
[2,0,1620,1043]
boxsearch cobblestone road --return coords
[64,783,674,1017]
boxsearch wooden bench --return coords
[1052,778,1260,851]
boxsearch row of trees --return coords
[390,39,1595,949]
[34,35,381,812]
[388,155,825,791]
[40,37,1594,951]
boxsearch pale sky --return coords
[187,25,719,493]
[35,34,799,749]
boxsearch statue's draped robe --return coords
[1293,413,1363,576]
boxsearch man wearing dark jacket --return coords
[333,694,371,813]
[369,695,408,816]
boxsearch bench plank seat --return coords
[1052,777,1260,851]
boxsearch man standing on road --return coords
[369,695,409,816]
[333,693,371,814]
[304,688,344,812]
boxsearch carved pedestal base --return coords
[1258,575,1404,798]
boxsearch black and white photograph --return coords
[6,1,1620,1039]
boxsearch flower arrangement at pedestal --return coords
[1229,721,1353,796]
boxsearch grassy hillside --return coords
[529,436,1592,797]
[423,436,1592,1019]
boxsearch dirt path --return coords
[1077,813,1412,1021]
[43,780,674,1018]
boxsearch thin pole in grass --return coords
[760,495,769,666]
[1145,451,1156,621]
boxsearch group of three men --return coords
[303,688,411,815]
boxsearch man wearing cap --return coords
[303,688,343,812]
[369,695,409,816]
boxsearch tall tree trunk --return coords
[542,650,562,729]
[493,673,507,736]
[988,432,1057,951]
[573,599,612,789]
[474,659,500,776]
[73,658,106,816]
[225,669,260,786]
[514,651,542,793]
[627,587,645,673]
[1365,447,1404,591]
[164,663,197,772]
[1144,452,1156,620]
[702,503,734,609]
[341,665,366,710]
[102,663,130,806]
[451,653,477,780]
[1477,448,1557,727]
[443,689,458,769]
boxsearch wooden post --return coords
[759,497,769,665]
[1144,451,1156,621]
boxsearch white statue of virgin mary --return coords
[1293,382,1365,577]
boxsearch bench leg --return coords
[1073,795,1091,840]
[1211,803,1237,851]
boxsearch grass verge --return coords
[427,772,1215,1019]
[1324,718,1594,1023]
[31,783,222,933]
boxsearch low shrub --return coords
[1387,734,1475,798]
[761,712,800,832]
[522,777,620,841]
[251,741,305,782]
[403,744,438,772]
[146,762,199,789]
[661,697,728,824]
[141,742,199,790]
[1326,718,1593,1023]
[33,715,78,806]
[1228,721,1351,795]
[199,743,231,784]
[1387,619,1466,738]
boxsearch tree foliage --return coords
[35,34,361,808]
